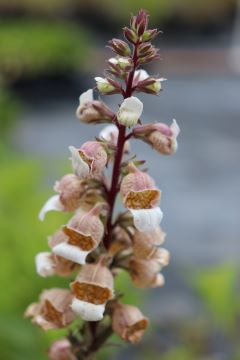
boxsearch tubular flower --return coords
[133,119,180,155]
[39,174,85,221]
[25,289,75,331]
[35,251,79,278]
[120,163,162,231]
[48,338,77,360]
[112,304,149,343]
[69,141,108,179]
[132,227,169,265]
[71,263,114,321]
[52,205,105,265]
[129,257,165,288]
[76,89,114,124]
[117,96,143,127]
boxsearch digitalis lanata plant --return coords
[25,9,180,359]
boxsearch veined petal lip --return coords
[129,207,163,232]
[52,242,89,265]
[71,298,105,321]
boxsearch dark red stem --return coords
[103,42,139,249]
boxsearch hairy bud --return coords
[95,77,121,95]
[109,38,131,57]
[133,120,180,155]
[48,338,77,360]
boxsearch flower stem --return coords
[103,42,139,249]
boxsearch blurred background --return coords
[0,0,240,359]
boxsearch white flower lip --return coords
[99,124,118,141]
[109,57,118,65]
[52,242,89,265]
[130,207,163,232]
[69,146,90,179]
[71,298,105,321]
[39,194,64,221]
[35,252,55,277]
[79,89,93,106]
[94,76,107,83]
[117,96,143,127]
[171,119,180,138]
[134,69,149,81]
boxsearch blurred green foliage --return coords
[94,0,235,27]
[192,264,239,332]
[0,20,91,83]
[0,146,69,359]
[0,85,21,134]
[0,0,235,26]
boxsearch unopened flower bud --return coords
[76,89,114,124]
[95,77,120,95]
[138,42,152,56]
[123,27,138,44]
[149,119,180,155]
[48,338,77,360]
[109,57,133,71]
[141,29,159,42]
[69,141,108,179]
[134,120,180,155]
[109,38,131,57]
[129,257,165,288]
[117,96,143,127]
[112,303,149,343]
[39,174,85,221]
[130,9,149,37]
[71,263,114,321]
[136,77,166,95]
[25,289,75,330]
[138,46,160,64]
